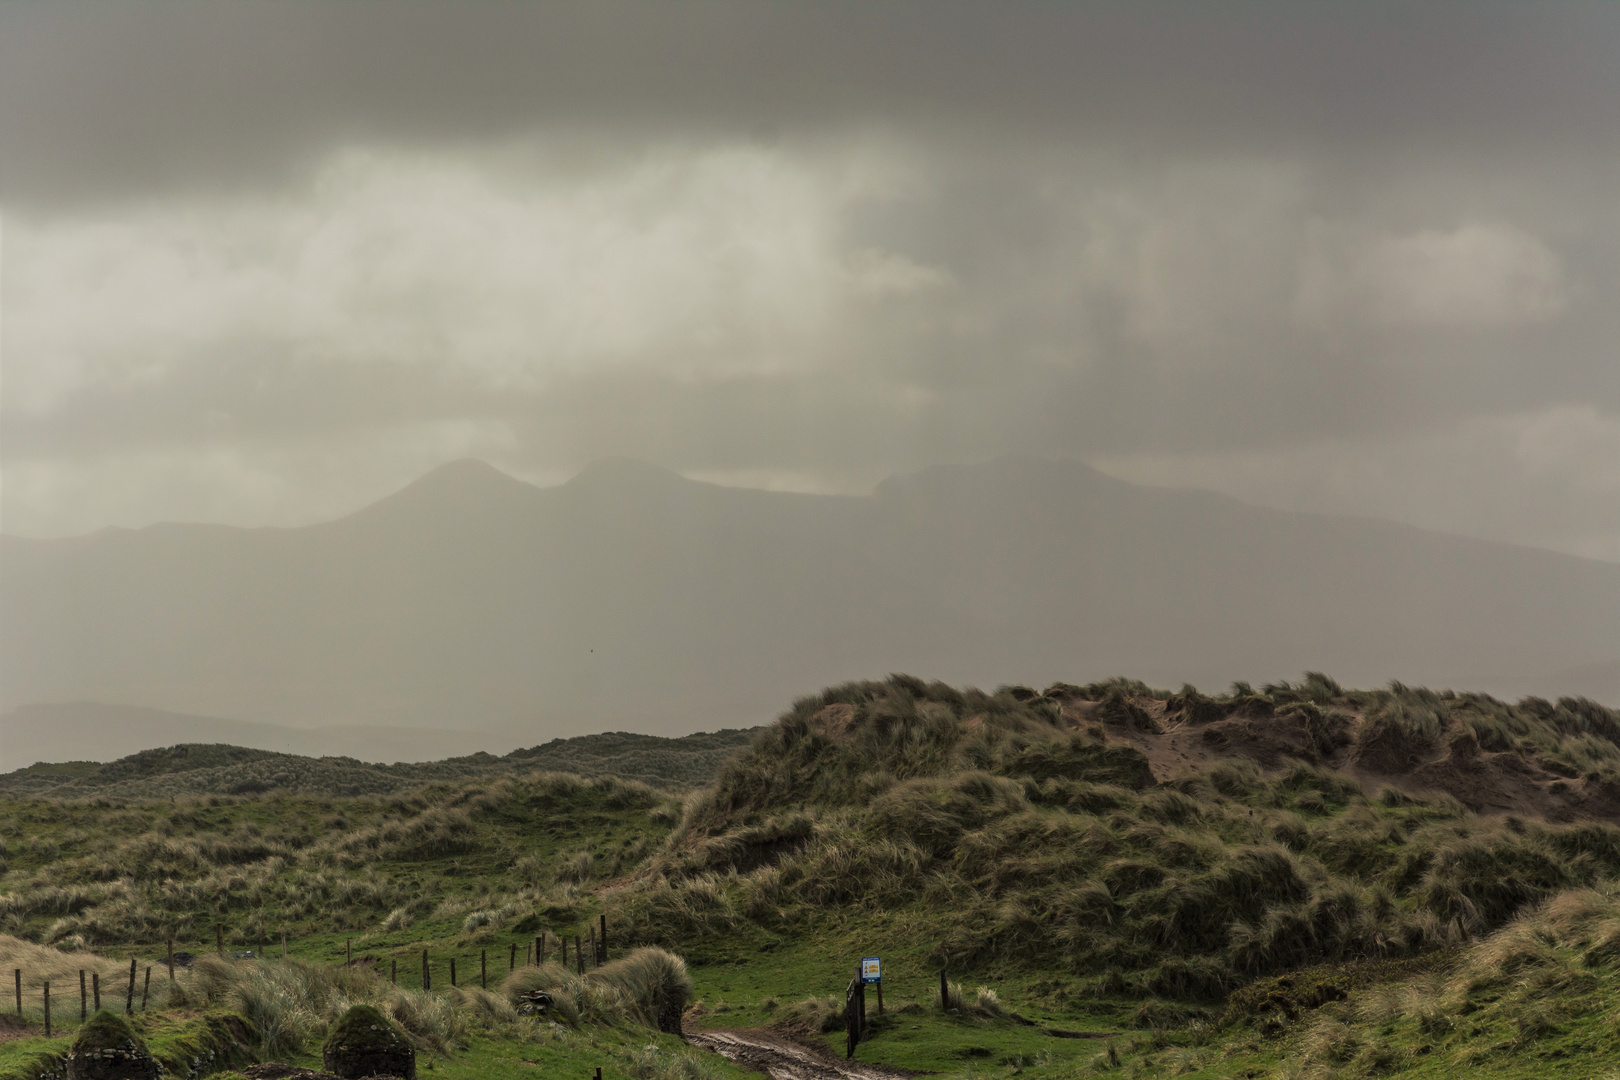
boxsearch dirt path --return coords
[688,1029,917,1080]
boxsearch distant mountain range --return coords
[3,457,1617,767]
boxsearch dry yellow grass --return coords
[0,934,170,1023]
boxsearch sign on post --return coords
[861,957,882,984]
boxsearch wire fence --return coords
[3,912,613,1038]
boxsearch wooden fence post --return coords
[600,913,607,961]
[535,935,542,966]
[346,939,352,966]
[167,938,175,980]
[142,967,151,1011]
[589,926,596,968]
[217,926,224,956]
[939,968,948,1010]
[575,936,583,976]
[79,970,86,1021]
[422,949,430,991]
[844,975,859,1059]
[125,958,136,1014]
[450,958,457,988]
[13,969,19,1016]
[390,960,397,985]
[282,932,288,960]
[508,943,516,973]
[43,983,51,1037]
[877,980,883,1016]
[92,972,100,1012]
[481,950,487,990]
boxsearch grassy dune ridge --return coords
[0,728,757,799]
[628,676,1620,996]
[6,675,1620,1079]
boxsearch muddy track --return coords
[688,1029,917,1080]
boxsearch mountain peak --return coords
[414,458,522,487]
[347,459,539,522]
[393,458,539,500]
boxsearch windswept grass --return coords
[1203,880,1620,1078]
[7,674,1620,1079]
[0,772,680,947]
[172,953,469,1055]
[498,947,691,1032]
[612,678,1620,1000]
[0,936,142,1025]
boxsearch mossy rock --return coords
[321,1005,415,1080]
[66,1010,160,1080]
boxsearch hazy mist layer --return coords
[4,458,1616,758]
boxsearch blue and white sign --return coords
[861,956,882,983]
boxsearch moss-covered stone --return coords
[320,1005,414,1080]
[148,1012,259,1079]
[66,1010,159,1080]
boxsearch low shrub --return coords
[589,947,695,1034]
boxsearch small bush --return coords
[462,909,501,933]
[589,947,694,1034]
[559,851,598,883]
[503,962,585,1025]
[780,994,846,1033]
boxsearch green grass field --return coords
[5,675,1620,1079]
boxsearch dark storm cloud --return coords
[5,2,1620,207]
[3,2,1619,559]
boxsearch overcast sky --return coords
[3,2,1618,559]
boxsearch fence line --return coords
[1,912,617,1036]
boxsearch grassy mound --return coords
[499,948,692,1034]
[70,1009,148,1054]
[613,676,1620,1000]
[591,948,694,1034]
[321,1004,414,1080]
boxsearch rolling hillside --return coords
[0,702,524,772]
[0,726,755,798]
[9,675,1620,1080]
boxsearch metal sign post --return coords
[861,957,883,1015]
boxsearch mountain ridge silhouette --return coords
[3,456,1616,746]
